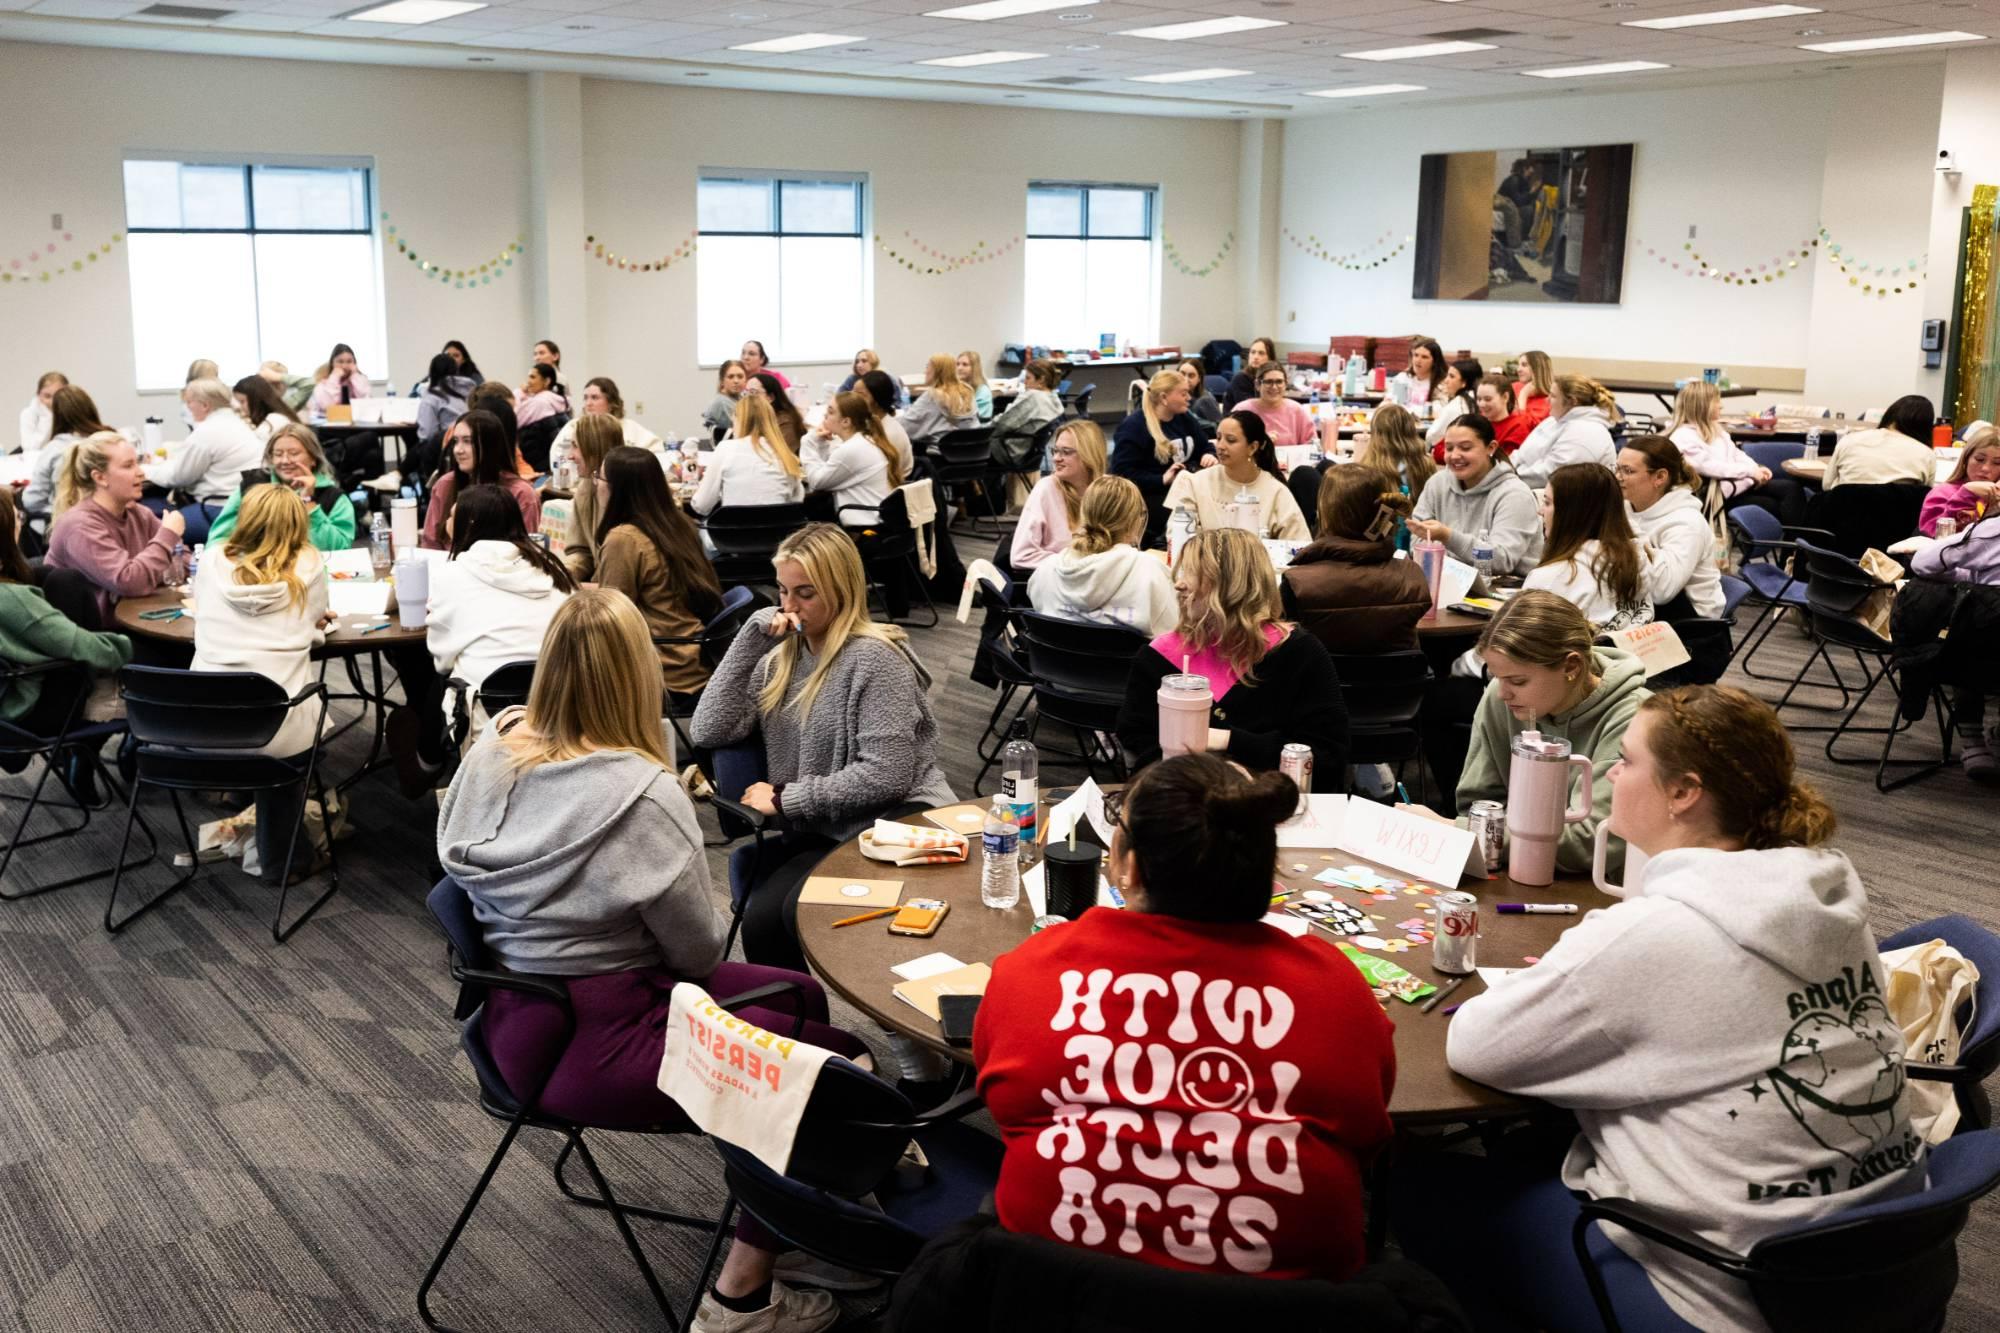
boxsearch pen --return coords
[1396,782,1411,804]
[360,620,394,634]
[1496,903,1578,914]
[1421,975,1466,1014]
[832,907,898,928]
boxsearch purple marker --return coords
[1496,903,1578,914]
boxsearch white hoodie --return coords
[149,407,264,502]
[1026,543,1179,637]
[1513,405,1616,488]
[690,435,806,515]
[1629,488,1724,618]
[18,398,51,454]
[190,546,329,758]
[427,540,571,703]
[1449,846,1925,1331]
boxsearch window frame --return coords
[695,168,872,368]
[1025,181,1158,241]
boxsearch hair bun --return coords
[1206,768,1300,829]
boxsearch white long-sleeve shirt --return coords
[18,399,51,454]
[800,431,893,520]
[1513,406,1616,488]
[147,409,263,502]
[1628,489,1724,617]
[1524,538,1655,631]
[690,436,805,515]
[1671,423,1759,499]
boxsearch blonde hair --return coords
[54,431,129,515]
[1516,350,1554,400]
[957,349,987,389]
[1069,476,1147,556]
[1667,382,1723,444]
[1553,373,1620,422]
[223,485,314,611]
[259,360,289,379]
[503,589,673,771]
[1947,424,2000,486]
[1357,403,1436,491]
[265,422,329,477]
[733,393,804,479]
[1476,589,1595,671]
[1174,528,1285,682]
[924,354,974,419]
[831,390,904,488]
[185,359,219,384]
[1053,419,1108,525]
[566,414,624,568]
[852,348,880,374]
[1142,368,1186,465]
[759,523,909,719]
[184,378,232,412]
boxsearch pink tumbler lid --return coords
[1510,729,1571,759]
[1161,673,1210,699]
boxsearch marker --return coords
[360,620,394,634]
[832,907,898,928]
[1421,975,1465,1014]
[1496,903,1578,914]
[1395,782,1411,804]
[1441,1003,1463,1016]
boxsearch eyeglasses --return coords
[1050,446,1078,460]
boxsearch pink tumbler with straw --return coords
[1157,672,1212,759]
[1505,731,1593,886]
[1414,538,1447,622]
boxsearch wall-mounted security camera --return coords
[1939,149,1960,174]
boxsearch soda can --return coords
[1030,914,1068,935]
[1434,891,1479,974]
[1279,743,1313,816]
[1465,800,1506,877]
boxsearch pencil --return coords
[832,907,899,928]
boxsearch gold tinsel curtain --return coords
[1954,184,1998,424]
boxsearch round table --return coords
[1416,606,1488,640]
[1781,457,1827,482]
[798,815,1612,1125]
[113,589,428,654]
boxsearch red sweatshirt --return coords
[974,908,1396,1281]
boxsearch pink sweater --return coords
[1010,475,1076,571]
[1235,396,1319,448]
[1920,482,1989,537]
[423,472,542,550]
[45,499,185,623]
[308,371,371,415]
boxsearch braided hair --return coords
[1640,686,1835,849]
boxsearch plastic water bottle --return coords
[1228,481,1262,533]
[187,543,203,580]
[1000,720,1039,868]
[1344,352,1366,396]
[980,796,1021,910]
[1167,501,1199,564]
[369,512,393,575]
[1473,529,1496,585]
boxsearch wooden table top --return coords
[1782,456,1828,480]
[113,589,428,654]
[798,812,1611,1125]
[1417,606,1490,638]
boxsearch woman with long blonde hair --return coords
[438,588,870,1333]
[1010,417,1106,570]
[957,349,994,421]
[692,522,955,973]
[900,353,977,445]
[690,392,805,520]
[1511,372,1619,487]
[1116,526,1348,788]
[206,422,355,553]
[1667,381,1805,525]
[1357,402,1438,499]
[190,483,331,885]
[1026,475,1177,635]
[800,389,902,521]
[1513,349,1555,423]
[45,432,187,625]
[1110,367,1214,546]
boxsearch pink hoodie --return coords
[1919,482,1988,537]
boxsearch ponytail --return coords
[54,431,124,516]
[1068,476,1147,556]
[1556,374,1621,422]
[1142,369,1183,465]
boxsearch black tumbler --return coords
[1043,839,1104,920]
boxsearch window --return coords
[122,157,383,393]
[696,172,868,366]
[1024,183,1159,351]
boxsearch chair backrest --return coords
[1744,439,1809,471]
[1327,650,1430,726]
[120,665,294,751]
[705,502,809,552]
[932,427,997,470]
[1727,503,1785,555]
[1812,482,1928,559]
[476,660,536,714]
[1720,572,1752,619]
[699,585,766,667]
[1743,1128,2000,1333]
[1797,539,1890,651]
[1016,610,1150,706]
[1204,373,1231,399]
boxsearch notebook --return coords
[797,876,903,908]
[890,962,992,1022]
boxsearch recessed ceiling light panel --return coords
[1624,4,1817,29]
[1521,59,1669,77]
[1800,30,1985,52]
[1127,67,1252,82]
[1343,40,1496,61]
[729,32,864,52]
[925,0,1090,19]
[345,0,484,23]
[919,50,1048,66]
[1306,82,1426,97]
[1118,16,1286,40]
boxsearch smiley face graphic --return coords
[1175,1047,1255,1113]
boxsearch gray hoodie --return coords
[1450,846,1923,1331]
[436,731,726,978]
[1412,460,1544,574]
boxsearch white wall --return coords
[1919,45,2000,413]
[0,43,534,432]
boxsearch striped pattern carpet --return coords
[0,526,1993,1331]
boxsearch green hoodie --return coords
[0,582,133,721]
[206,472,356,553]
[1456,646,1650,876]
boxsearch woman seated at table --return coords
[436,339,482,385]
[1617,436,1724,619]
[957,350,994,422]
[190,484,331,887]
[1408,416,1544,576]
[307,343,369,415]
[232,375,298,446]
[531,339,570,400]
[548,376,663,476]
[45,433,186,626]
[739,339,789,391]
[513,362,568,431]
[1823,394,1938,490]
[1011,418,1105,572]
[1283,465,1431,656]
[1357,402,1437,513]
[1404,684,1920,1333]
[415,352,478,473]
[703,360,748,438]
[544,415,617,580]
[748,372,808,455]
[1526,463,1657,634]
[1224,336,1275,411]
[1111,369,1215,547]
[1235,362,1319,449]
[1117,528,1348,789]
[975,750,1394,1283]
[469,381,537,481]
[1446,591,1646,871]
[689,522,955,974]
[19,370,65,453]
[1909,508,2000,781]
[23,385,115,520]
[427,483,575,745]
[838,348,903,406]
[1512,374,1619,488]
[595,445,724,708]
[691,394,805,518]
[1920,424,2000,536]
[1026,476,1177,636]
[1179,357,1223,425]
[206,423,356,554]
[1667,382,1806,528]
[1513,349,1555,425]
[1469,373,1532,460]
[988,358,1064,484]
[1164,410,1310,542]
[901,354,979,447]
[423,410,541,549]
[1424,358,1483,449]
[801,391,901,523]
[437,588,863,1333]
[148,378,264,543]
[859,370,917,479]
[1395,336,1448,406]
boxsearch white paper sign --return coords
[1440,556,1479,606]
[327,581,391,618]
[1043,779,1114,851]
[892,952,966,982]
[1277,793,1350,849]
[1607,620,1691,678]
[1338,800,1476,886]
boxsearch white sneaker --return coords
[690,1281,838,1333]
[774,1249,884,1292]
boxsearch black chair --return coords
[1059,386,1095,420]
[0,658,154,901]
[1880,914,2000,1134]
[514,413,568,474]
[971,581,1035,791]
[1288,462,1326,537]
[1786,539,1953,791]
[418,877,807,1333]
[1329,650,1431,797]
[1805,481,1928,559]
[1649,576,1749,689]
[705,501,809,589]
[1726,506,1847,706]
[655,584,768,759]
[1571,1128,2000,1333]
[445,660,537,755]
[925,427,1005,533]
[108,666,338,942]
[840,489,939,628]
[1015,611,1150,780]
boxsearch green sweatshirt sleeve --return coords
[206,488,244,544]
[12,587,133,673]
[310,488,357,552]
[1455,681,1512,815]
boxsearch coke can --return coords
[1434,891,1479,974]
[1279,743,1313,816]
[1466,800,1506,878]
